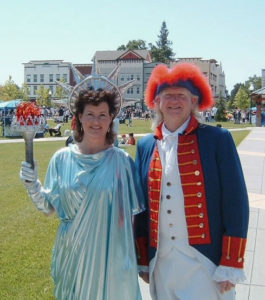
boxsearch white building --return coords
[262,69,265,87]
[92,50,152,106]
[23,60,71,100]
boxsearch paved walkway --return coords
[139,127,265,300]
[2,127,265,299]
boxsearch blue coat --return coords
[134,117,249,269]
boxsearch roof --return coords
[93,50,151,62]
[252,87,265,95]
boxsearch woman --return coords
[20,87,144,300]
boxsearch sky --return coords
[0,0,264,93]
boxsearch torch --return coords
[11,102,45,169]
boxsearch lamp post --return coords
[48,89,52,107]
[249,83,254,124]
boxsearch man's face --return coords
[156,87,198,129]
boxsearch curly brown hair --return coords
[74,89,117,144]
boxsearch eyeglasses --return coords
[161,93,190,101]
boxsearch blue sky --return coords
[1,0,264,92]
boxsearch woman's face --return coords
[79,102,112,141]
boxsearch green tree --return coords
[54,78,67,99]
[215,93,227,121]
[19,83,30,101]
[36,85,51,107]
[0,76,20,100]
[117,39,147,51]
[234,87,250,109]
[245,75,262,92]
[149,21,175,63]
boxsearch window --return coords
[137,87,140,94]
[33,74,37,83]
[130,87,133,94]
[27,75,31,83]
[137,74,140,81]
[49,74,53,82]
[33,86,38,95]
[49,86,53,94]
[131,74,134,80]
[56,74,60,81]
[40,74,44,83]
[63,74,67,81]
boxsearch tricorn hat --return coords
[145,63,214,110]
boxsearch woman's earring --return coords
[107,127,110,133]
[80,124,83,132]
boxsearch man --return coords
[134,63,249,300]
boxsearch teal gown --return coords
[42,144,144,300]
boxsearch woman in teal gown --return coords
[20,85,144,299]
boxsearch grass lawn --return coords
[0,120,250,299]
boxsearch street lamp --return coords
[48,89,52,107]
[249,83,254,124]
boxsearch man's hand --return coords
[139,272,149,284]
[218,281,235,293]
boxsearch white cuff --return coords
[213,265,246,284]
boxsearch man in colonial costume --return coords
[134,63,249,300]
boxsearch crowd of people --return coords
[19,63,249,300]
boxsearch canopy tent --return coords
[0,100,22,137]
[0,99,21,110]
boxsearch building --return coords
[262,69,265,88]
[170,58,226,99]
[92,50,152,107]
[23,60,92,100]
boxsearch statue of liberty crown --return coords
[55,63,136,117]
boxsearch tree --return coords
[215,93,227,121]
[54,77,67,99]
[149,21,175,63]
[117,39,148,51]
[234,87,250,110]
[245,75,262,92]
[36,85,51,107]
[0,76,20,100]
[19,83,30,101]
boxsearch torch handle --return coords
[25,137,34,169]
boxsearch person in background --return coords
[127,132,136,145]
[119,134,128,144]
[20,79,144,300]
[134,63,249,300]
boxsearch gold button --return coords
[199,223,204,228]
[238,258,243,262]
[167,210,172,214]
[201,234,206,238]
[195,171,200,176]
[198,203,203,208]
[197,182,202,186]
[171,236,175,240]
[191,140,194,144]
[191,149,195,154]
[197,192,202,198]
[193,160,198,165]
[199,213,204,218]
[167,182,171,186]
[166,195,171,200]
[226,256,230,260]
[169,223,173,227]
